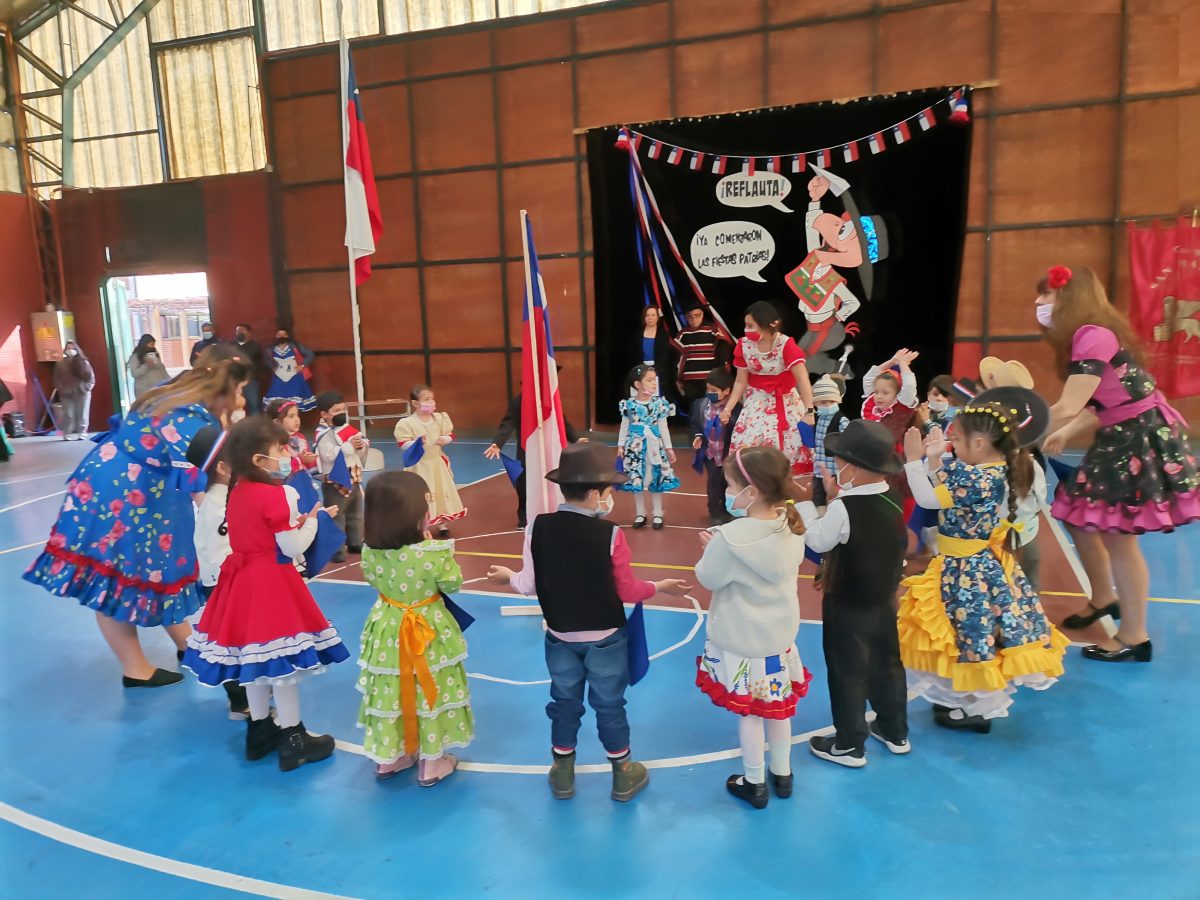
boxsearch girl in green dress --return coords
[358,471,474,784]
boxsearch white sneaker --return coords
[868,721,911,755]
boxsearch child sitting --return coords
[690,366,742,526]
[811,374,850,508]
[314,390,368,560]
[357,471,473,785]
[799,420,909,767]
[695,446,811,809]
[487,443,690,802]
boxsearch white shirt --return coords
[193,483,318,587]
[314,425,366,477]
[1004,460,1047,546]
[863,363,918,409]
[797,480,891,554]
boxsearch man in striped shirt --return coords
[674,306,732,408]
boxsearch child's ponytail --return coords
[782,479,806,536]
[730,446,806,536]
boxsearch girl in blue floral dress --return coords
[618,365,679,530]
[23,355,251,688]
[897,398,1069,732]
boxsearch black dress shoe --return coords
[1081,639,1152,663]
[632,516,647,529]
[652,517,664,530]
[726,774,769,809]
[346,545,363,555]
[933,706,991,734]
[122,668,184,689]
[1061,602,1121,630]
[769,772,793,799]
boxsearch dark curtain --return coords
[587,87,972,424]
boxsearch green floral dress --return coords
[357,541,474,764]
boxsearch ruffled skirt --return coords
[695,640,812,719]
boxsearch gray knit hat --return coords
[811,375,843,403]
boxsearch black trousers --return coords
[822,593,908,751]
[515,470,527,527]
[703,457,727,518]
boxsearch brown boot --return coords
[610,754,649,802]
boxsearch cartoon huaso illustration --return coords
[785,164,890,374]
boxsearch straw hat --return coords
[979,357,1034,390]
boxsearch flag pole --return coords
[519,209,550,516]
[338,1,368,435]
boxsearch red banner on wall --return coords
[1127,217,1200,399]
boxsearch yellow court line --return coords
[1034,589,1199,606]
[454,549,814,578]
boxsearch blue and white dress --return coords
[618,395,680,494]
[265,342,316,411]
[23,403,215,626]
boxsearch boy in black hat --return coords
[487,443,690,803]
[798,420,909,767]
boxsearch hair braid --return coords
[1000,436,1022,552]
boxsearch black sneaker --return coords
[868,722,911,755]
[808,734,866,768]
[725,774,769,809]
[122,668,184,689]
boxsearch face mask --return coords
[594,494,614,518]
[744,328,761,342]
[64,348,77,357]
[202,331,213,341]
[230,409,246,424]
[724,485,751,517]
[419,402,436,414]
[260,454,291,479]
[836,464,855,491]
[236,336,247,344]
[275,338,289,346]
[1035,303,1054,328]
[815,404,837,417]
[331,412,348,427]
[928,398,949,412]
[706,392,721,404]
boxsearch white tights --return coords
[244,681,301,729]
[633,492,664,519]
[738,715,792,784]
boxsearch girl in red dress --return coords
[183,417,350,771]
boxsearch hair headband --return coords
[734,448,753,487]
[274,400,298,415]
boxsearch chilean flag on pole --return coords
[340,36,383,286]
[519,210,568,520]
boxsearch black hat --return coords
[185,425,228,474]
[545,443,628,486]
[966,386,1050,449]
[315,390,343,412]
[823,419,904,475]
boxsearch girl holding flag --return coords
[394,385,465,536]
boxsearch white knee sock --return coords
[738,716,766,784]
[634,493,647,517]
[272,682,302,729]
[245,682,272,721]
[651,493,663,517]
[765,717,792,776]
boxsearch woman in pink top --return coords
[1038,266,1199,663]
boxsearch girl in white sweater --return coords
[695,445,811,810]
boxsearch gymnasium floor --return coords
[1,436,1197,899]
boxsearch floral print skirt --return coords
[695,640,812,720]
[1052,407,1200,533]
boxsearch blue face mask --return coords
[706,392,721,404]
[724,485,750,517]
[815,404,838,417]
[260,453,291,480]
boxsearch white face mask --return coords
[64,348,77,357]
[928,398,949,412]
[1035,302,1054,328]
[594,494,614,518]
[836,464,855,490]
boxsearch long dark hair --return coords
[134,334,157,362]
[365,471,429,549]
[219,417,290,536]
[954,402,1035,544]
[723,445,805,536]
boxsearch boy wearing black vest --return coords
[488,443,690,802]
[798,420,910,767]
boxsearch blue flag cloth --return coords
[797,420,816,449]
[804,545,823,567]
[402,438,425,468]
[327,450,353,491]
[440,591,475,632]
[691,449,706,474]
[626,602,650,685]
[907,504,940,550]
[499,452,524,486]
[615,456,625,475]
[1047,456,1079,488]
[286,472,346,577]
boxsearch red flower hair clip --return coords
[1046,265,1073,290]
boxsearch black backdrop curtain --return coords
[587,87,972,425]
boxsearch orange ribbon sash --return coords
[379,593,440,756]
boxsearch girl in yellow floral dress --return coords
[357,471,474,785]
[898,393,1068,733]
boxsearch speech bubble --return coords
[690,221,775,283]
[715,171,794,213]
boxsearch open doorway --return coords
[100,272,212,414]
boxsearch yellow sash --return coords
[379,593,439,756]
[937,521,1024,592]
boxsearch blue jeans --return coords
[544,629,630,754]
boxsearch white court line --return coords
[0,469,74,487]
[457,472,502,489]
[0,540,43,556]
[0,802,360,900]
[0,491,65,515]
[1044,511,1092,598]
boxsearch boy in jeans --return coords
[488,443,690,802]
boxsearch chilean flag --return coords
[340,38,383,286]
[519,211,568,520]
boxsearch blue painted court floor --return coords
[1,438,1198,898]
